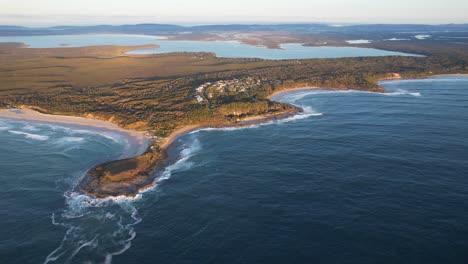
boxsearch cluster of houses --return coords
[194,77,270,104]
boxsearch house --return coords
[195,95,204,104]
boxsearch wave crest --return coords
[8,130,49,141]
[383,89,421,97]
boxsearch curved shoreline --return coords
[160,107,303,151]
[0,104,302,198]
[0,108,150,159]
[0,85,393,198]
[79,74,468,198]
[3,75,467,198]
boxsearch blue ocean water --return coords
[0,34,419,59]
[1,77,468,263]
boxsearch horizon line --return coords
[2,22,468,28]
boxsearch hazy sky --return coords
[1,0,467,26]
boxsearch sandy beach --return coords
[160,125,203,150]
[268,74,468,100]
[160,103,303,152]
[0,108,150,159]
[433,74,468,77]
[267,87,322,99]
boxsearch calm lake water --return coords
[1,77,467,263]
[0,34,419,59]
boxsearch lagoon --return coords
[0,34,420,59]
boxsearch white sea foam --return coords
[0,121,139,264]
[55,137,85,145]
[193,88,420,136]
[45,190,142,264]
[273,89,369,102]
[156,138,201,183]
[22,124,40,131]
[35,123,126,144]
[34,123,130,158]
[192,107,323,135]
[8,130,49,141]
[346,39,372,44]
[276,89,422,103]
[386,38,410,41]
[104,233,134,264]
[278,107,323,124]
[383,89,421,97]
[64,191,114,212]
[415,34,431,40]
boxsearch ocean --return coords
[0,76,467,263]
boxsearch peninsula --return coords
[1,26,467,197]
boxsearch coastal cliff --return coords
[77,151,165,198]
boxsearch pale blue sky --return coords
[1,0,467,26]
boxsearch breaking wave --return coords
[55,137,85,144]
[44,135,203,264]
[157,138,201,182]
[1,120,127,148]
[0,119,137,264]
[22,124,40,131]
[274,89,421,103]
[278,106,323,123]
[44,191,141,264]
[195,88,421,135]
[40,124,127,145]
[192,107,323,134]
[382,89,421,97]
[8,130,49,141]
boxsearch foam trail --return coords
[274,89,373,103]
[33,123,127,145]
[0,119,142,264]
[22,124,40,131]
[0,120,15,131]
[8,130,49,141]
[278,106,323,124]
[155,138,201,183]
[383,89,421,97]
[191,107,323,135]
[45,192,142,264]
[275,89,422,103]
[55,137,85,145]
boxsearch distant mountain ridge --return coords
[1,23,468,36]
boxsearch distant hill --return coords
[1,23,468,36]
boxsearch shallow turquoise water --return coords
[0,34,419,59]
[1,77,467,263]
